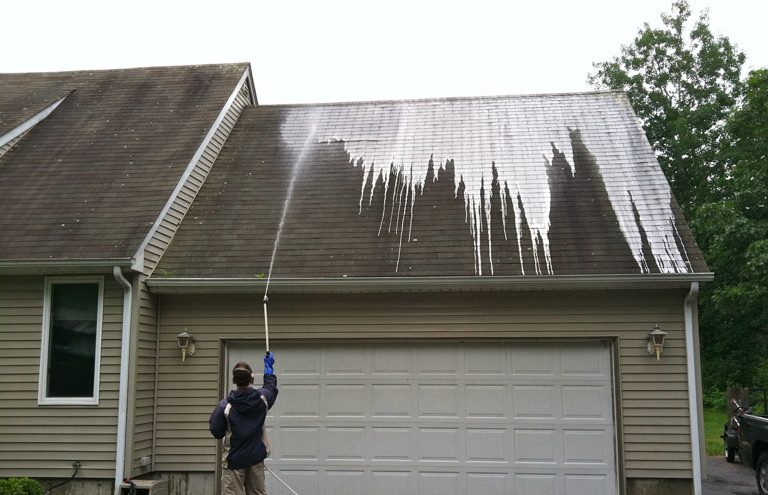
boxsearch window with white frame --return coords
[38,277,103,405]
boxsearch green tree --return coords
[588,0,745,217]
[726,69,768,215]
[694,70,768,389]
[589,2,768,391]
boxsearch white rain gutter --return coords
[146,273,714,294]
[113,267,133,495]
[0,258,133,275]
[684,282,702,495]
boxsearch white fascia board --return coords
[146,273,715,294]
[0,258,133,275]
[131,68,253,272]
[0,95,69,148]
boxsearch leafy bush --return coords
[702,388,727,409]
[0,478,44,495]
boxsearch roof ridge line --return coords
[255,90,627,108]
[0,62,250,76]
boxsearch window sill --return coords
[38,397,99,406]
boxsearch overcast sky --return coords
[2,0,765,104]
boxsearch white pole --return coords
[263,296,270,353]
[265,464,300,495]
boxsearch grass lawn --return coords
[704,407,728,456]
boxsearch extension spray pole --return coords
[263,295,270,355]
[262,296,300,494]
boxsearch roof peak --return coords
[0,62,250,77]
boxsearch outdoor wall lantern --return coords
[647,324,667,361]
[176,330,196,362]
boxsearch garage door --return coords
[226,341,617,495]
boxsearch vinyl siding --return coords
[130,275,158,477]
[153,289,693,480]
[0,275,123,479]
[142,80,253,276]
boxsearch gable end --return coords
[134,69,255,275]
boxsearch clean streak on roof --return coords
[280,94,686,275]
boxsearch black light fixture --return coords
[647,324,667,361]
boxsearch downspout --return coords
[113,267,133,495]
[684,282,702,495]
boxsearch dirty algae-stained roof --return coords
[0,63,248,261]
[156,91,709,279]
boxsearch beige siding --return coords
[130,276,158,477]
[154,289,693,480]
[0,275,123,479]
[142,81,253,276]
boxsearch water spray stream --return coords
[264,121,318,298]
[260,122,318,495]
[262,120,318,356]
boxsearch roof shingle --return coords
[0,64,248,261]
[156,92,708,278]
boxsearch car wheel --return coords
[757,452,768,495]
[725,440,736,463]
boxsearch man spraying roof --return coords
[210,353,278,495]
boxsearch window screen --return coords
[46,283,99,398]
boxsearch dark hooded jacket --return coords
[209,374,278,469]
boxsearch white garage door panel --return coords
[229,341,617,495]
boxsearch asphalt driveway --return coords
[704,455,757,495]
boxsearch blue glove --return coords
[264,352,275,375]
